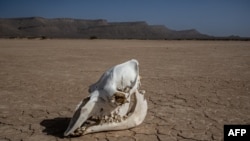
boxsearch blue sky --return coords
[0,0,250,37]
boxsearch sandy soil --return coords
[0,39,249,141]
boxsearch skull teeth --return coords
[71,126,86,136]
[73,114,130,136]
[100,114,126,123]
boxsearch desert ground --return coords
[0,39,249,141]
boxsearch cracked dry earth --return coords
[0,39,249,141]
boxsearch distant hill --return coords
[0,17,249,40]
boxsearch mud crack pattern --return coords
[0,40,249,141]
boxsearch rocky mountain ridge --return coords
[0,17,248,40]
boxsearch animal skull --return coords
[64,59,147,136]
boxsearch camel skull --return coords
[64,59,147,136]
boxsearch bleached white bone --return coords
[64,59,142,136]
[89,59,140,96]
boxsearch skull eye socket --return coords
[114,94,126,104]
[115,96,124,103]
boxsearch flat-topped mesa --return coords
[0,17,213,39]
